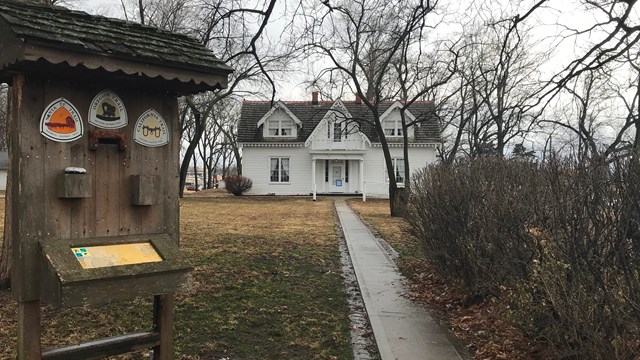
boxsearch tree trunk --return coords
[0,85,12,288]
[192,153,199,190]
[0,169,11,288]
[233,146,242,176]
[391,186,408,218]
[179,109,204,198]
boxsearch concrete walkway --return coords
[335,198,463,360]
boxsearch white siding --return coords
[0,170,6,191]
[362,146,435,197]
[242,147,312,195]
[241,144,436,197]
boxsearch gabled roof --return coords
[380,101,417,123]
[303,99,371,146]
[0,1,232,94]
[238,99,440,143]
[256,101,303,127]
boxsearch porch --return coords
[310,152,366,200]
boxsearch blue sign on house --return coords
[336,179,342,187]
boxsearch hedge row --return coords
[407,157,640,359]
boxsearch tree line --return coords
[1,0,638,205]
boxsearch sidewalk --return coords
[335,198,463,360]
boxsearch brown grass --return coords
[0,196,352,359]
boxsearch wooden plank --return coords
[41,331,160,360]
[137,92,164,234]
[94,139,120,237]
[18,301,42,360]
[67,84,94,239]
[152,294,175,360]
[119,88,141,236]
[42,79,72,240]
[11,74,45,302]
[162,95,180,243]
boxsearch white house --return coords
[237,93,440,197]
[0,151,7,191]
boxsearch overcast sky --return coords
[68,0,640,103]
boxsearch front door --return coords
[331,163,345,192]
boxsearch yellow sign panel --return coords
[71,242,163,269]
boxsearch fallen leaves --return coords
[348,198,557,360]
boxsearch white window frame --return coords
[327,119,347,142]
[385,158,405,184]
[270,157,290,183]
[383,118,403,137]
[267,118,294,137]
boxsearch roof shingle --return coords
[0,1,232,92]
[238,100,440,143]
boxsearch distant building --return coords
[237,93,440,197]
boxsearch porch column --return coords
[312,159,317,201]
[360,159,365,202]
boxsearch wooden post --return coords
[152,294,175,360]
[360,160,365,202]
[18,301,41,360]
[312,159,316,201]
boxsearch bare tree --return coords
[392,37,459,191]
[300,0,441,216]
[0,84,7,151]
[137,0,294,197]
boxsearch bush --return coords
[407,156,640,358]
[407,157,538,295]
[224,175,252,196]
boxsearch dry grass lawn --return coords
[0,197,351,359]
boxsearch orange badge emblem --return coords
[40,98,83,142]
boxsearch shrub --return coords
[407,157,538,295]
[407,156,640,358]
[224,175,252,196]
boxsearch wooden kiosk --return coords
[0,1,232,359]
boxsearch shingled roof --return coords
[0,0,232,93]
[238,100,440,144]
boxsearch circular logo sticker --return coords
[89,89,127,129]
[134,109,169,147]
[40,97,83,143]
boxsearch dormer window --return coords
[327,120,347,142]
[267,118,294,137]
[257,104,301,138]
[384,118,403,137]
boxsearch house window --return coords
[328,119,347,142]
[268,118,294,136]
[345,161,349,182]
[386,158,405,183]
[394,158,405,183]
[270,157,290,182]
[325,160,329,182]
[333,122,342,142]
[383,118,403,137]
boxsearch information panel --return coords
[71,242,162,269]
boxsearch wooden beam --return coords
[41,331,160,360]
[152,294,175,360]
[18,301,41,360]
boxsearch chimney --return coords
[355,95,361,104]
[311,91,319,105]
